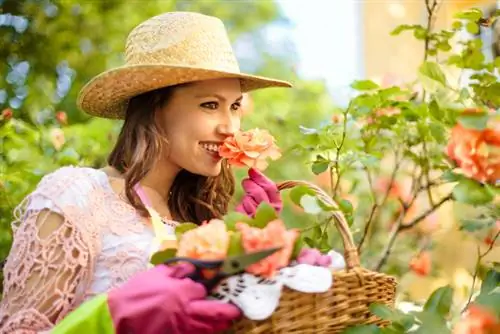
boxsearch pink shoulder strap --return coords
[133,183,152,207]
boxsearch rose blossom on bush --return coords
[446,110,500,184]
[236,219,298,278]
[453,304,500,334]
[219,128,281,171]
[177,219,229,260]
[409,251,431,276]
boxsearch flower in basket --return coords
[237,219,299,278]
[219,128,281,171]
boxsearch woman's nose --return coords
[216,115,240,136]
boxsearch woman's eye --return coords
[201,102,218,110]
[231,102,241,112]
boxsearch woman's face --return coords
[158,78,242,177]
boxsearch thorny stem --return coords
[358,150,403,253]
[462,230,500,313]
[374,192,453,271]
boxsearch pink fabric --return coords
[236,168,282,217]
[0,167,178,333]
[108,263,241,334]
[296,248,332,267]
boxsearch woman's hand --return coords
[236,168,282,217]
[107,263,241,334]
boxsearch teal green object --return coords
[51,294,115,334]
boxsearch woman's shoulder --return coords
[28,165,112,210]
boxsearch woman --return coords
[0,11,292,334]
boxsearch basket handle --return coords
[277,180,360,270]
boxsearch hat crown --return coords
[124,12,240,73]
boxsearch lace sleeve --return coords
[0,168,99,333]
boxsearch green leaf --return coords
[338,198,353,215]
[290,185,316,206]
[369,303,396,321]
[227,231,244,257]
[251,202,278,228]
[351,80,379,91]
[429,123,445,142]
[300,194,323,215]
[480,269,500,294]
[466,21,479,34]
[454,8,483,21]
[440,170,465,182]
[175,222,198,240]
[429,99,444,121]
[453,179,494,205]
[452,21,463,30]
[390,24,413,36]
[312,160,330,175]
[458,111,489,130]
[342,324,381,334]
[423,285,454,317]
[150,248,177,266]
[223,212,251,231]
[460,218,494,232]
[419,61,447,86]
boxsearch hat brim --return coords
[77,64,293,119]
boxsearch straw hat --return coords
[77,11,293,119]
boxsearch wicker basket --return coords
[229,180,398,334]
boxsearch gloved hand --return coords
[296,248,332,267]
[52,264,241,334]
[236,168,282,217]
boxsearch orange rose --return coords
[409,251,431,276]
[177,219,229,260]
[446,113,500,184]
[453,304,500,334]
[237,219,299,278]
[219,128,281,171]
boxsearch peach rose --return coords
[176,219,229,260]
[219,128,281,171]
[453,304,500,334]
[409,251,431,276]
[446,113,500,184]
[236,219,299,278]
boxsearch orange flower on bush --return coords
[453,304,500,334]
[409,251,431,276]
[446,111,500,184]
[177,219,229,260]
[219,128,281,171]
[236,219,299,278]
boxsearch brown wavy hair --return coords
[107,84,235,224]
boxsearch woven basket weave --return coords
[229,180,398,334]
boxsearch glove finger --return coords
[237,198,257,217]
[187,300,242,322]
[248,168,281,204]
[242,179,269,202]
[167,262,196,278]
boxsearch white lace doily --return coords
[210,250,346,320]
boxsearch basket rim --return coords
[277,180,360,270]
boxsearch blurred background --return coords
[1,0,499,307]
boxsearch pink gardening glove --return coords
[107,264,241,334]
[296,248,332,267]
[236,168,282,217]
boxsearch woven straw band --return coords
[77,12,292,119]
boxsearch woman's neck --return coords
[139,160,181,201]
